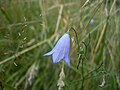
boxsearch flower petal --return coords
[44,34,67,56]
[51,34,69,63]
[43,50,53,56]
[43,33,71,65]
[52,47,64,63]
[53,33,69,51]
[64,57,70,66]
[64,34,70,55]
[64,33,70,65]
[64,56,70,65]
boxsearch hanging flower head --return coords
[43,33,70,65]
[90,19,94,25]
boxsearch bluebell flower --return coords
[43,33,70,65]
[90,19,94,25]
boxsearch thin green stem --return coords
[70,27,85,89]
[80,57,84,90]
[70,27,80,51]
[77,54,82,69]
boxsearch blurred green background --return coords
[0,0,120,90]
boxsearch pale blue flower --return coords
[43,33,70,65]
[90,19,94,25]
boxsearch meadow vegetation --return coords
[0,0,120,90]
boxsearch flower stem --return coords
[70,27,80,51]
[70,27,85,89]
[80,58,84,90]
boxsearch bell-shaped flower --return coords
[43,33,70,65]
[90,19,94,25]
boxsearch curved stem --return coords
[77,54,82,69]
[70,27,80,51]
[70,27,86,89]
